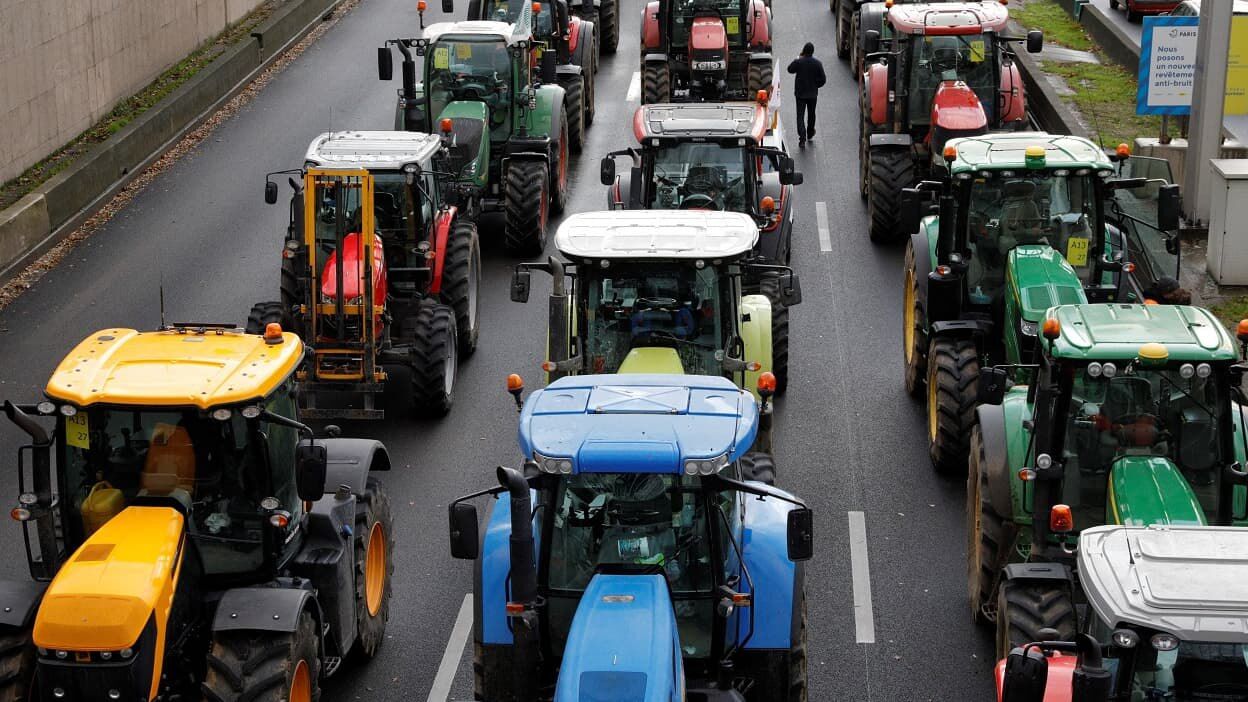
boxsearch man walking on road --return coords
[787,42,826,147]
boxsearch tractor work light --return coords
[943,145,957,161]
[507,374,524,392]
[758,372,777,397]
[1101,362,1118,378]
[264,323,284,344]
[1179,363,1195,379]
[1151,633,1179,651]
[241,405,262,419]
[440,118,453,134]
[1035,453,1053,470]
[59,405,77,417]
[120,648,133,659]
[1042,318,1061,340]
[1052,169,1069,177]
[1116,143,1131,159]
[211,408,233,422]
[1087,362,1103,378]
[1238,319,1248,343]
[35,401,54,415]
[18,493,36,506]
[1019,319,1037,337]
[685,454,728,476]
[1049,504,1073,533]
[534,452,574,474]
[1112,629,1139,648]
[1197,363,1212,378]
[418,0,427,9]
[760,196,776,215]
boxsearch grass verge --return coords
[1010,0,1094,52]
[0,0,278,211]
[1210,296,1248,332]
[1042,60,1163,149]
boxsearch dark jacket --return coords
[786,56,827,100]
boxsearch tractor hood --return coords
[517,374,758,473]
[930,81,988,132]
[1006,245,1086,322]
[690,17,727,55]
[34,506,184,651]
[618,347,686,375]
[554,574,679,702]
[320,232,387,303]
[437,101,490,188]
[1108,456,1206,527]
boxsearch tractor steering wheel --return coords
[635,296,678,310]
[679,193,721,210]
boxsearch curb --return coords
[0,0,343,285]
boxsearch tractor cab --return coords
[640,0,773,103]
[448,374,812,701]
[601,101,802,265]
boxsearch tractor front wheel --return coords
[858,108,871,200]
[562,74,586,154]
[836,1,851,59]
[868,147,914,244]
[759,275,791,395]
[925,337,978,474]
[504,160,550,255]
[902,240,927,398]
[581,39,598,124]
[405,301,458,418]
[599,0,619,53]
[642,63,671,104]
[352,476,394,659]
[245,301,289,335]
[0,626,35,702]
[280,255,305,338]
[442,219,481,356]
[738,451,777,485]
[748,60,773,97]
[788,593,809,702]
[551,116,571,214]
[968,426,1010,626]
[203,610,322,702]
[996,581,1076,660]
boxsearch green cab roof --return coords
[946,132,1115,174]
[1047,304,1237,362]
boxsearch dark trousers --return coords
[795,97,817,140]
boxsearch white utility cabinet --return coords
[1208,159,1248,285]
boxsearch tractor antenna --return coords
[159,274,167,330]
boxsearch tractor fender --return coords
[0,580,46,628]
[573,20,596,68]
[314,438,393,498]
[643,53,669,64]
[1002,562,1072,585]
[606,175,629,210]
[212,585,323,635]
[999,62,1027,126]
[476,491,542,645]
[568,16,584,54]
[910,226,934,313]
[642,1,662,50]
[748,0,770,49]
[869,133,912,148]
[429,207,459,295]
[864,62,890,126]
[739,485,804,649]
[520,83,565,142]
[747,51,773,63]
[930,319,992,340]
[975,403,1014,522]
[555,63,583,79]
[740,294,773,398]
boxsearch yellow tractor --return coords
[0,322,394,701]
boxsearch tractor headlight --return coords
[1197,363,1212,378]
[1179,363,1195,379]
[1101,363,1118,378]
[1151,633,1179,651]
[36,402,55,415]
[684,454,728,476]
[534,452,574,474]
[1019,319,1037,337]
[1087,362,1103,378]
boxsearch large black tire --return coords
[0,627,35,702]
[850,14,863,77]
[789,593,808,702]
[405,301,458,418]
[550,116,570,214]
[352,476,394,659]
[504,160,549,255]
[279,256,306,339]
[203,610,322,702]
[995,581,1076,660]
[562,74,586,154]
[748,60,773,97]
[868,148,914,244]
[245,301,288,335]
[858,105,871,200]
[926,337,979,474]
[442,219,481,356]
[599,0,619,53]
[580,36,597,125]
[759,275,790,396]
[836,1,851,58]
[642,63,671,104]
[738,451,776,485]
[968,426,1012,627]
[902,240,927,398]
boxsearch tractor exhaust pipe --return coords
[395,42,422,132]
[497,465,540,701]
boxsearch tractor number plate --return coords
[726,16,739,34]
[66,412,90,449]
[1067,237,1089,267]
[433,47,450,69]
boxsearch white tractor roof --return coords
[555,211,759,260]
[1079,525,1248,643]
[423,21,526,46]
[304,131,442,169]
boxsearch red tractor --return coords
[858,2,1041,243]
[640,0,774,103]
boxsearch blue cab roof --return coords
[517,374,759,474]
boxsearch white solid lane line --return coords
[626,71,641,103]
[816,201,831,252]
[426,593,474,702]
[848,511,876,644]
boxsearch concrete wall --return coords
[0,0,265,184]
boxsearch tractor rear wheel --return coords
[245,301,289,335]
[788,593,809,702]
[642,63,671,104]
[968,426,1011,627]
[504,160,549,255]
[902,240,927,398]
[739,452,777,485]
[599,0,619,53]
[581,40,597,124]
[442,219,481,356]
[562,74,586,154]
[836,1,851,59]
[926,337,978,474]
[759,275,790,395]
[280,256,305,338]
[850,14,863,76]
[0,626,35,702]
[868,148,914,244]
[405,301,458,418]
[352,476,394,659]
[551,116,570,214]
[995,581,1076,660]
[858,108,871,199]
[203,610,322,702]
[748,60,773,97]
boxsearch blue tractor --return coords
[448,373,813,701]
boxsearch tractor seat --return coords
[139,424,196,511]
[999,180,1044,248]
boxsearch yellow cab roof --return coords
[44,328,304,409]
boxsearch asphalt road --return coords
[0,0,996,698]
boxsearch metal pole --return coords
[1182,0,1233,225]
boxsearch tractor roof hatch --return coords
[945,133,1115,173]
[423,20,527,45]
[517,374,759,474]
[1079,525,1248,643]
[555,211,759,260]
[304,130,443,170]
[634,103,768,144]
[44,328,305,409]
[885,2,1010,34]
[1045,304,1236,362]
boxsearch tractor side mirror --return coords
[264,180,279,205]
[511,267,532,303]
[442,0,454,12]
[786,508,813,561]
[978,367,1009,405]
[864,29,881,55]
[600,157,616,186]
[1026,30,1044,54]
[1158,183,1182,232]
[449,502,480,559]
[378,47,394,81]
[295,444,328,501]
[1000,645,1049,702]
[781,273,802,307]
[778,156,802,185]
[899,188,924,235]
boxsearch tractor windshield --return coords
[372,172,433,255]
[544,473,719,657]
[963,171,1100,303]
[1110,638,1248,700]
[1055,363,1229,529]
[670,0,747,47]
[56,392,302,577]
[426,38,512,127]
[906,33,997,126]
[579,261,733,375]
[649,143,749,213]
[485,0,555,33]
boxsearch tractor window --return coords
[545,474,717,657]
[313,178,365,253]
[1110,638,1248,700]
[964,172,1099,301]
[670,0,746,47]
[1109,156,1180,288]
[906,33,997,126]
[650,143,749,213]
[426,39,513,130]
[486,0,555,33]
[372,173,423,251]
[581,262,732,375]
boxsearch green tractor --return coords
[899,133,1183,473]
[378,9,572,254]
[967,302,1248,657]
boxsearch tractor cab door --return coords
[1104,156,1180,295]
[372,168,438,295]
[426,37,516,141]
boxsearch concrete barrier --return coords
[0,0,341,284]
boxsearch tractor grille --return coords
[447,119,484,180]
